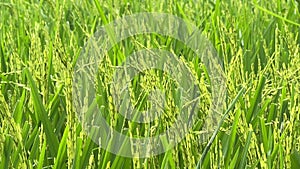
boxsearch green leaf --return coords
[53,125,69,169]
[197,87,245,169]
[37,138,47,169]
[238,131,253,168]
[247,75,266,123]
[25,68,59,156]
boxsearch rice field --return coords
[0,0,300,168]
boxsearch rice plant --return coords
[0,0,299,168]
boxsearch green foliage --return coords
[0,0,299,168]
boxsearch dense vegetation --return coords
[0,0,299,168]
